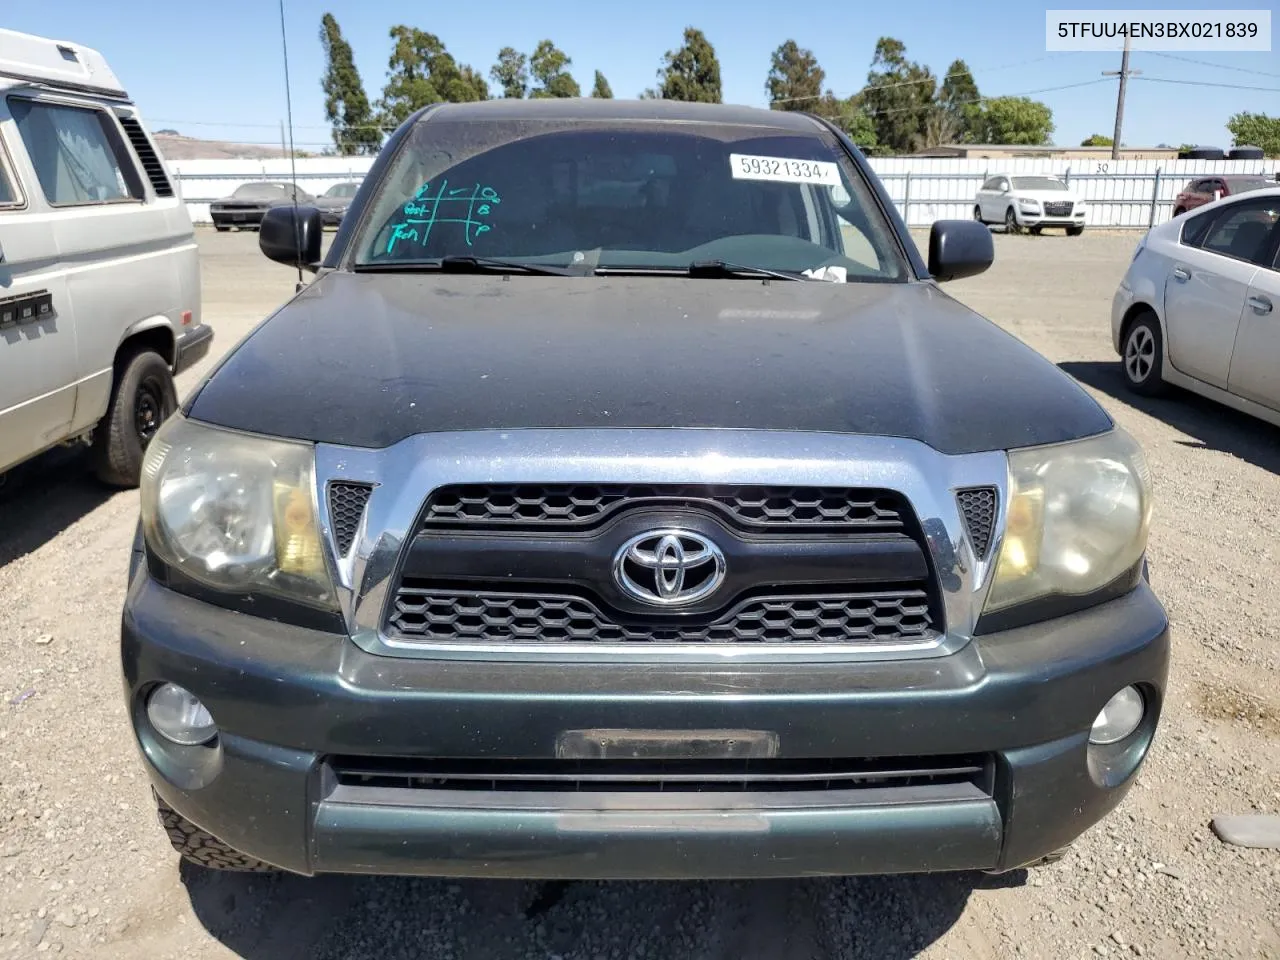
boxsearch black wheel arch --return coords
[116,325,177,373]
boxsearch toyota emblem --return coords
[612,530,727,607]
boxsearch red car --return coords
[1172,175,1272,216]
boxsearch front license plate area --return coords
[556,728,779,761]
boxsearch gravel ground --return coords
[1,227,1278,959]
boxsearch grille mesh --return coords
[956,487,997,560]
[1043,201,1073,217]
[117,116,173,197]
[388,587,936,645]
[421,484,905,531]
[328,482,373,556]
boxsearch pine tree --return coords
[766,40,823,111]
[591,70,613,99]
[319,13,380,155]
[656,28,721,102]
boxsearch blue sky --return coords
[5,0,1276,151]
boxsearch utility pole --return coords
[1103,34,1140,161]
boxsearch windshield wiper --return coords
[356,256,575,276]
[687,260,806,281]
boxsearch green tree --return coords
[1226,112,1280,156]
[490,47,528,98]
[975,96,1054,145]
[822,95,877,152]
[319,13,380,156]
[862,38,936,154]
[529,40,580,98]
[591,70,613,98]
[656,27,722,102]
[1081,133,1113,146]
[378,27,488,129]
[766,40,824,111]
[938,59,981,143]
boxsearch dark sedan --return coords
[209,182,314,231]
[314,181,361,226]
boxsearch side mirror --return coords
[928,219,994,282]
[259,205,323,272]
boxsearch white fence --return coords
[169,156,1277,230]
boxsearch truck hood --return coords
[187,271,1111,456]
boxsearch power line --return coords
[1145,51,1280,79]
[768,54,1063,106]
[1131,75,1280,93]
[812,77,1111,121]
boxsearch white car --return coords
[1111,187,1280,424]
[974,174,1087,236]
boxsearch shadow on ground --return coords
[1061,361,1280,475]
[182,868,1019,960]
[0,446,114,569]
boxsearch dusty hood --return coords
[187,271,1112,456]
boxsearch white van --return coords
[0,29,208,487]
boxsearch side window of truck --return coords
[7,97,144,206]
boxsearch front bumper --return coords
[173,323,213,376]
[1016,210,1087,228]
[121,564,1169,880]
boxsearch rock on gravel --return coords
[1210,814,1280,849]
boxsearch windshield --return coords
[325,182,358,198]
[232,183,289,200]
[1227,178,1269,193]
[1011,177,1068,191]
[354,119,907,280]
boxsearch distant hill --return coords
[153,133,293,161]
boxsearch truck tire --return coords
[1067,225,1084,236]
[92,348,177,488]
[155,793,276,872]
[1121,312,1166,397]
[1004,207,1021,235]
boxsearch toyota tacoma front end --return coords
[121,98,1169,880]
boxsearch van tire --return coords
[92,349,177,488]
[214,223,231,232]
[155,793,276,872]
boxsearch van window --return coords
[0,161,14,205]
[8,98,143,206]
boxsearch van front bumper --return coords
[122,565,1170,880]
[173,323,213,376]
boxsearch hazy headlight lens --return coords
[986,428,1151,613]
[140,415,335,609]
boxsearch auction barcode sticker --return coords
[729,154,841,186]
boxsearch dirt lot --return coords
[1,228,1278,960]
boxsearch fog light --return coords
[1090,686,1144,745]
[146,683,217,746]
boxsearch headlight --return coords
[140,415,336,610]
[1018,199,1040,209]
[984,428,1152,613]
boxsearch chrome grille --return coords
[1043,201,1073,216]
